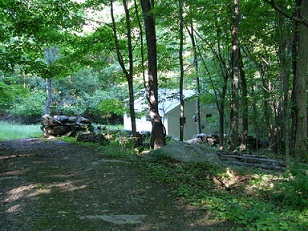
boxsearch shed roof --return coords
[134,89,196,116]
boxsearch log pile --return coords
[188,133,220,146]
[189,134,262,150]
[41,114,93,137]
[217,150,286,170]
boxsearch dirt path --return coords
[0,138,231,231]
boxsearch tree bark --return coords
[187,19,202,135]
[110,0,137,137]
[43,46,59,115]
[239,51,248,152]
[293,0,308,161]
[44,78,52,115]
[179,0,184,141]
[277,13,291,164]
[229,0,240,151]
[141,0,166,149]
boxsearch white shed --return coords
[123,89,218,140]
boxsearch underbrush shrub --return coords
[9,91,45,123]
[271,167,308,209]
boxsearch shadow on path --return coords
[0,138,234,231]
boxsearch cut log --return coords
[217,153,285,166]
[216,150,286,170]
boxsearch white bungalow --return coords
[123,89,218,140]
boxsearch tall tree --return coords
[265,0,308,160]
[277,12,291,163]
[186,20,202,134]
[179,0,185,141]
[110,0,137,137]
[239,51,248,151]
[293,0,308,160]
[229,0,240,151]
[140,0,166,149]
[43,46,59,115]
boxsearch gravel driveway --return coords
[0,138,232,231]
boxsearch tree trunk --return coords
[141,0,166,149]
[277,13,291,164]
[239,51,248,152]
[44,78,52,115]
[293,0,308,161]
[290,0,300,155]
[110,0,137,137]
[179,0,184,141]
[134,0,146,88]
[43,46,58,115]
[229,0,240,151]
[187,20,202,134]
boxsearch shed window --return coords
[206,114,212,119]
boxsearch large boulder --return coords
[145,141,222,166]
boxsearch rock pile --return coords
[41,114,93,137]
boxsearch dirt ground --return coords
[0,138,233,231]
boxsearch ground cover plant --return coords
[135,157,308,231]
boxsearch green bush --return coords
[9,91,45,123]
[271,168,308,209]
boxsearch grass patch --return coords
[0,121,42,140]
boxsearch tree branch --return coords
[264,0,308,27]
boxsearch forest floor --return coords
[0,138,235,231]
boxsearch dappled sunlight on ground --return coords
[1,138,237,230]
[5,185,36,203]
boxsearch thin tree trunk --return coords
[43,46,58,115]
[290,0,300,155]
[194,25,229,149]
[141,0,166,149]
[250,85,260,149]
[123,0,137,137]
[44,78,52,115]
[179,0,184,141]
[229,0,240,151]
[277,13,291,164]
[134,0,146,88]
[110,0,137,137]
[186,21,202,134]
[242,46,269,147]
[239,51,248,151]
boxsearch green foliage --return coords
[98,99,126,117]
[0,73,28,109]
[9,91,45,120]
[137,158,308,230]
[270,167,308,209]
[0,82,14,105]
